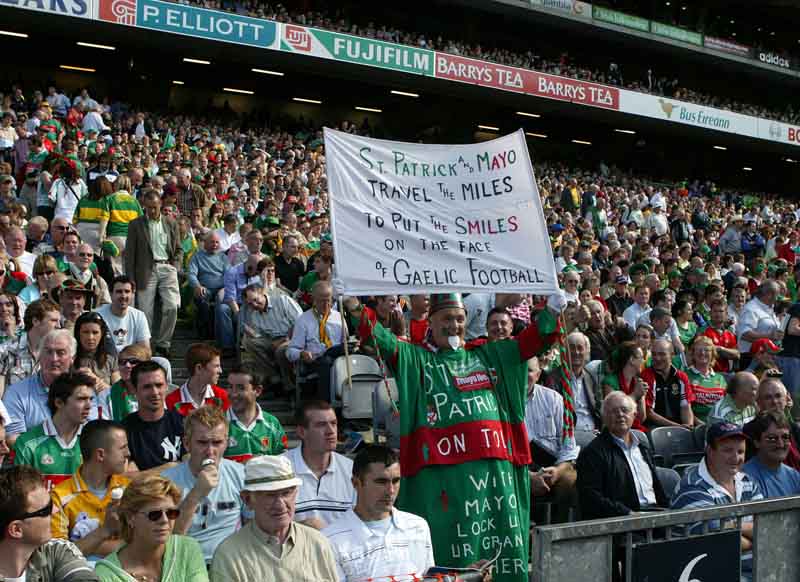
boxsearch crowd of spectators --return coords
[0,78,799,582]
[138,0,800,126]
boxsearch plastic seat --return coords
[693,424,709,450]
[649,426,697,468]
[574,430,597,449]
[655,467,681,502]
[331,355,384,419]
[373,376,400,448]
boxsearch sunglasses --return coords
[16,500,53,521]
[36,270,56,276]
[120,358,141,367]
[139,508,180,522]
[78,253,93,258]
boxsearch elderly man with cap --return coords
[210,454,338,582]
[348,289,566,582]
[671,422,763,578]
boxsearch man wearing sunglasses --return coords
[0,466,98,581]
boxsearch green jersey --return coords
[362,309,557,582]
[686,367,727,424]
[100,381,139,422]
[224,407,287,463]
[14,420,82,489]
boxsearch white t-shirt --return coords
[95,304,151,352]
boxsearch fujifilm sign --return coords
[758,51,791,69]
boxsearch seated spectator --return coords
[600,341,651,431]
[745,338,781,378]
[51,419,130,559]
[95,276,151,354]
[219,254,264,356]
[686,336,727,424]
[99,344,148,422]
[188,231,229,341]
[241,283,302,392]
[584,300,613,361]
[287,281,344,402]
[297,255,332,309]
[55,279,92,332]
[163,406,250,564]
[55,230,82,272]
[323,445,435,581]
[486,306,514,342]
[742,412,800,497]
[74,311,119,396]
[224,365,287,463]
[577,392,667,519]
[4,328,79,446]
[18,254,60,305]
[546,331,603,435]
[525,357,578,506]
[25,216,48,252]
[708,372,758,426]
[0,466,98,581]
[215,213,240,253]
[14,371,94,488]
[754,378,800,471]
[642,339,694,428]
[209,454,338,581]
[5,226,36,277]
[606,275,633,318]
[671,422,762,578]
[274,234,305,293]
[69,243,110,308]
[285,400,356,529]
[122,361,184,470]
[95,475,208,582]
[166,343,230,416]
[622,285,650,331]
[228,228,263,266]
[701,299,740,373]
[0,297,60,397]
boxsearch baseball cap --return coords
[615,275,630,285]
[706,422,747,447]
[750,338,780,355]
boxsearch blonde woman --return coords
[95,475,208,582]
[686,335,727,424]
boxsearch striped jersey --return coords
[686,367,727,424]
[14,419,82,489]
[102,192,143,237]
[73,197,105,225]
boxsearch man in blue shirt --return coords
[188,231,229,341]
[742,411,800,497]
[162,405,251,564]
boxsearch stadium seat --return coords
[331,355,384,419]
[693,424,709,450]
[655,467,681,502]
[649,426,701,468]
[574,430,597,449]
[373,376,400,449]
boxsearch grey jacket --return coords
[17,539,98,582]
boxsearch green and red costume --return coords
[358,307,559,582]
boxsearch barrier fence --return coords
[532,496,800,582]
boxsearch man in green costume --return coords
[348,289,567,581]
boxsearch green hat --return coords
[629,263,648,276]
[101,240,120,257]
[295,210,306,217]
[754,264,766,275]
[429,293,465,315]
[562,264,580,273]
[667,270,683,280]
[266,216,280,227]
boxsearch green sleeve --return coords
[179,536,210,582]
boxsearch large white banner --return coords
[325,128,558,295]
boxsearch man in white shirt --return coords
[737,281,782,355]
[284,400,355,530]
[215,214,241,253]
[323,445,435,582]
[5,226,36,277]
[95,276,150,353]
[623,285,651,330]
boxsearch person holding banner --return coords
[345,288,566,582]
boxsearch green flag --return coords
[161,130,175,152]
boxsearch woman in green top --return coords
[96,475,208,582]
[74,175,113,250]
[686,336,727,424]
[673,299,697,349]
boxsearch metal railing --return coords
[532,496,800,582]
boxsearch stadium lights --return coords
[786,158,798,163]
[526,132,548,139]
[713,145,727,150]
[77,41,115,50]
[478,125,499,132]
[183,58,211,65]
[224,88,254,95]
[516,111,541,118]
[614,129,636,134]
[293,98,322,105]
[391,90,419,98]
[60,65,96,73]
[252,68,284,76]
[0,30,28,38]
[572,139,592,145]
[743,167,753,171]
[355,107,382,113]
[172,80,185,85]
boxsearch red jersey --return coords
[701,326,738,373]
[165,384,230,416]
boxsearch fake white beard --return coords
[448,336,461,350]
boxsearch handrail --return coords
[535,496,800,541]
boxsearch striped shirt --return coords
[14,419,83,489]
[671,458,762,575]
[686,367,727,424]
[102,191,143,237]
[708,394,757,427]
[73,197,105,225]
